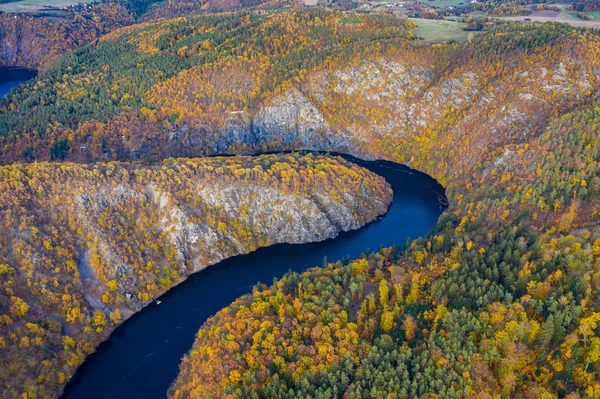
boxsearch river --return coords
[0,67,37,99]
[61,154,446,399]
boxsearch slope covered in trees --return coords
[169,80,600,399]
[0,153,391,399]
[0,0,286,70]
[0,12,597,187]
[0,10,416,161]
[3,7,600,399]
[0,4,136,69]
[572,0,600,12]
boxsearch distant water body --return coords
[0,67,37,98]
[61,155,447,399]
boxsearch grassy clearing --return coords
[410,18,471,43]
[551,9,600,22]
[556,9,583,20]
[584,11,600,19]
[527,3,600,22]
[414,0,468,8]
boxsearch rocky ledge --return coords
[0,153,391,399]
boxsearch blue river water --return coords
[61,154,446,399]
[0,67,36,98]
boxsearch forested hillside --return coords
[0,153,391,399]
[572,0,600,12]
[0,10,415,161]
[0,4,136,69]
[0,0,287,70]
[169,67,600,399]
[3,6,600,399]
[0,12,597,188]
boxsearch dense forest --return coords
[0,14,596,182]
[0,0,288,70]
[572,0,600,11]
[0,153,391,399]
[2,6,600,399]
[169,59,600,399]
[0,10,415,163]
[0,3,136,69]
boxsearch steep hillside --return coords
[0,153,391,399]
[0,14,598,191]
[0,5,135,69]
[0,10,415,161]
[0,0,284,70]
[3,8,600,399]
[169,83,600,399]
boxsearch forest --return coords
[169,55,600,399]
[0,13,595,186]
[0,153,391,399]
[572,0,600,11]
[0,10,415,164]
[0,0,285,70]
[1,5,600,399]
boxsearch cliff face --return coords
[168,38,597,187]
[1,16,597,191]
[0,6,134,69]
[0,153,391,399]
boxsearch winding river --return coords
[61,154,446,399]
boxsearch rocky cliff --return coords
[1,16,596,192]
[0,6,134,69]
[0,153,391,399]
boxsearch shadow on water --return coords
[61,154,447,399]
[0,67,37,99]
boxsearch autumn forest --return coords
[1,1,600,399]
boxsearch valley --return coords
[0,153,392,398]
[1,3,600,399]
[60,155,445,399]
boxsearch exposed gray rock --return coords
[253,89,330,144]
[68,163,391,310]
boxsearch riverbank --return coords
[60,155,445,399]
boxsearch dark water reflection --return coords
[0,67,36,98]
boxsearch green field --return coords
[556,9,585,20]
[413,0,468,8]
[0,0,85,13]
[468,10,485,16]
[410,18,472,43]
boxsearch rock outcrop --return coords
[0,153,391,399]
